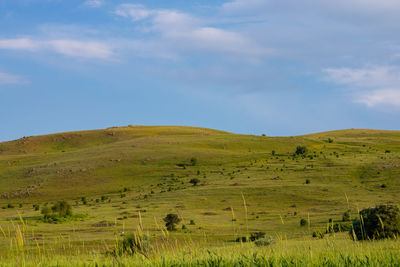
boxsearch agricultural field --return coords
[0,125,399,266]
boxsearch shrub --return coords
[351,205,400,240]
[254,236,274,247]
[305,179,310,184]
[41,206,52,219]
[271,150,275,156]
[236,236,248,242]
[81,197,87,205]
[190,178,200,186]
[189,219,195,225]
[300,218,308,226]
[295,146,307,155]
[342,210,351,221]
[327,222,352,233]
[250,232,266,241]
[41,201,72,223]
[163,213,181,231]
[312,231,324,239]
[118,233,150,255]
[51,201,72,217]
[33,204,40,211]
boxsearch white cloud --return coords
[114,4,152,21]
[114,4,267,59]
[83,0,104,8]
[0,38,114,60]
[324,66,400,88]
[0,38,37,50]
[356,89,400,108]
[47,40,113,59]
[324,66,400,108]
[0,72,27,85]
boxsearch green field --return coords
[0,126,399,266]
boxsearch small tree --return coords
[295,146,307,155]
[190,178,200,186]
[163,213,181,231]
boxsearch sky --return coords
[1,0,400,141]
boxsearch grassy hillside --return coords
[0,126,399,265]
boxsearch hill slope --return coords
[0,126,399,242]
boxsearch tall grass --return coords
[0,212,399,266]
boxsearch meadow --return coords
[0,126,399,266]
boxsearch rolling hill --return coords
[0,125,399,247]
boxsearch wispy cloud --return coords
[222,0,400,15]
[114,4,268,59]
[356,89,400,108]
[0,72,28,85]
[83,0,104,8]
[324,66,400,109]
[0,38,114,60]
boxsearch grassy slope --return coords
[0,126,399,250]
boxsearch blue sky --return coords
[1,0,400,141]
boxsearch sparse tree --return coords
[190,178,200,186]
[163,213,181,231]
[295,146,307,155]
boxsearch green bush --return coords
[51,201,72,217]
[254,236,274,247]
[250,232,266,241]
[300,218,308,226]
[163,213,181,231]
[41,201,72,223]
[295,146,307,155]
[189,178,200,186]
[327,222,352,233]
[312,231,324,239]
[342,210,351,221]
[118,233,150,255]
[351,205,400,240]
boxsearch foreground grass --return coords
[1,237,399,266]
